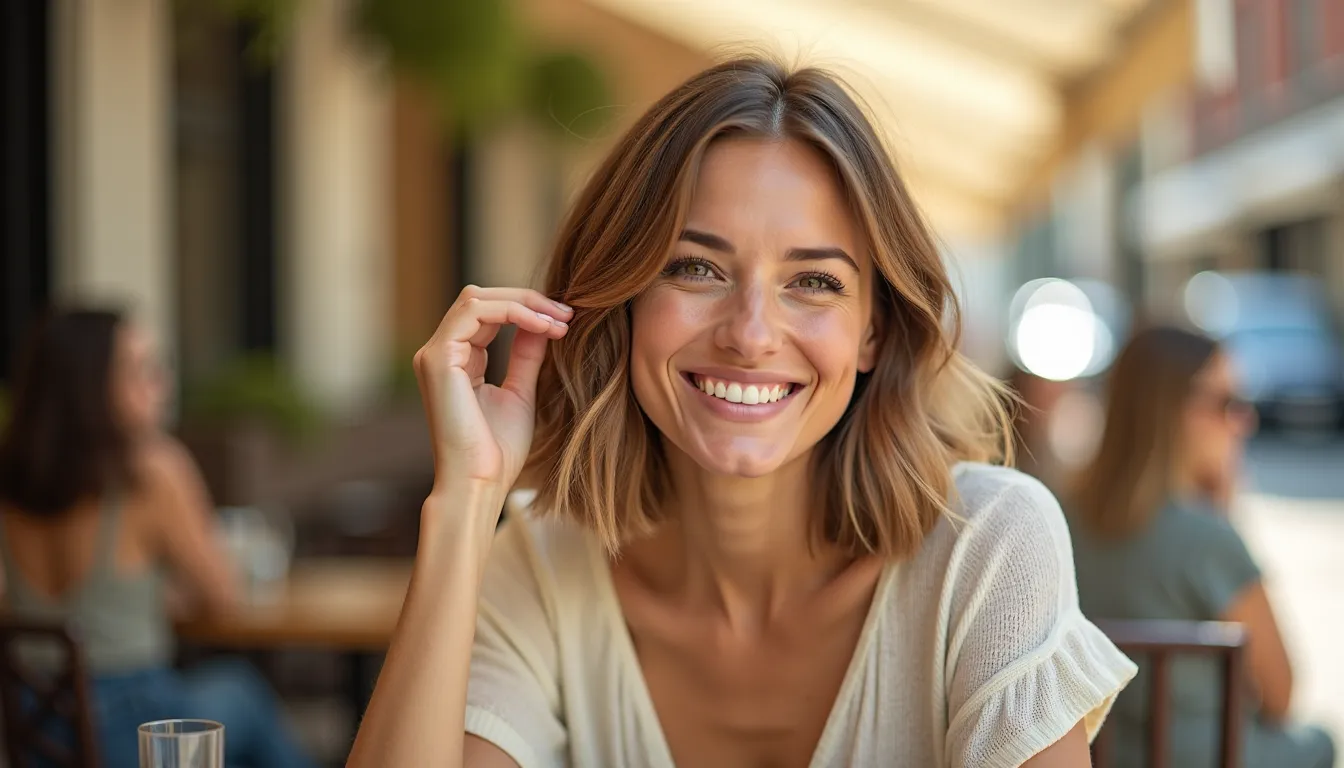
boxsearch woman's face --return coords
[111,325,167,436]
[630,137,879,478]
[1179,352,1256,485]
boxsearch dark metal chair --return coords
[0,615,100,768]
[1092,619,1247,768]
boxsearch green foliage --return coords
[198,0,614,140]
[524,49,614,140]
[184,0,302,61]
[354,0,524,129]
[181,356,322,443]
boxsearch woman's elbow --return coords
[197,567,245,615]
[173,575,243,619]
[1258,672,1294,724]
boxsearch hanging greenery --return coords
[524,49,613,140]
[188,0,302,61]
[352,0,525,128]
[197,0,613,140]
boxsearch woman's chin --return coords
[685,441,802,479]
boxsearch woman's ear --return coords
[857,319,881,374]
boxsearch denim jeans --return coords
[77,659,318,768]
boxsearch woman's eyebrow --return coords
[679,228,734,253]
[680,229,859,272]
[784,247,858,273]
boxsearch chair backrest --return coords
[1091,619,1247,768]
[0,615,100,768]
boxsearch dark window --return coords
[172,8,278,383]
[1262,218,1327,274]
[1263,225,1291,272]
[1,1,53,384]
[237,24,277,354]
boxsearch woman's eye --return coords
[663,257,717,280]
[792,273,844,293]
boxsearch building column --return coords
[283,0,391,416]
[942,239,1010,374]
[472,122,553,290]
[51,0,173,360]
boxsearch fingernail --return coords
[556,302,573,313]
[553,319,568,329]
[537,312,556,323]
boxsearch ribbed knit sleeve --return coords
[465,519,568,768]
[942,473,1137,767]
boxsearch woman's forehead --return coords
[685,137,861,255]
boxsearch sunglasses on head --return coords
[1191,388,1253,419]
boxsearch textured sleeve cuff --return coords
[465,706,546,768]
[947,613,1138,767]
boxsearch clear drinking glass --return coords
[138,719,224,768]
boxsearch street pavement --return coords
[1235,434,1344,745]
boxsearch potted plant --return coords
[178,355,322,506]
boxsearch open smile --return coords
[680,371,806,422]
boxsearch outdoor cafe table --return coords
[175,558,412,724]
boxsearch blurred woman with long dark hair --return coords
[1069,325,1334,768]
[0,308,316,768]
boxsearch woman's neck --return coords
[629,449,858,634]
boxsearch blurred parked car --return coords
[1184,270,1344,432]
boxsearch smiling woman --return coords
[349,56,1137,768]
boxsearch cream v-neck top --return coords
[464,463,1137,767]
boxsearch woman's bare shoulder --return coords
[134,434,197,474]
[129,435,210,507]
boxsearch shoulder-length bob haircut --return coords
[0,308,135,517]
[524,56,1012,559]
[1068,325,1221,539]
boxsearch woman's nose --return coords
[1236,404,1260,438]
[714,282,782,360]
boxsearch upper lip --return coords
[683,367,805,385]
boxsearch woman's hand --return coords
[354,285,568,768]
[414,285,572,494]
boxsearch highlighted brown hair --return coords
[525,56,1011,559]
[1069,325,1220,539]
[0,308,134,517]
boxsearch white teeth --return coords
[725,383,743,403]
[692,376,794,405]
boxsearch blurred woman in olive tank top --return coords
[1067,326,1334,768]
[0,308,316,768]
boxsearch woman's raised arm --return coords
[347,286,571,767]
